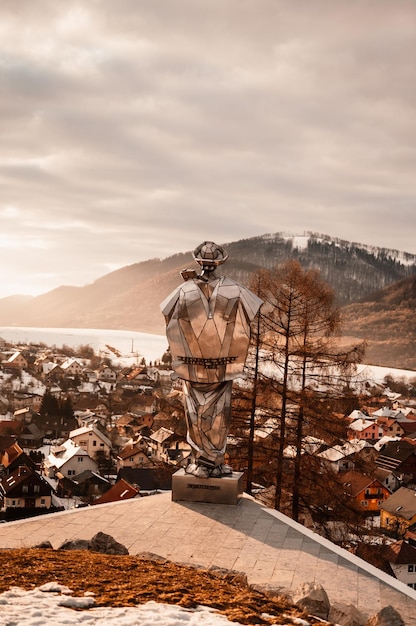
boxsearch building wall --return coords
[392,563,416,589]
[60,455,98,477]
[4,495,51,509]
[71,432,111,458]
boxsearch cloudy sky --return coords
[1,0,415,298]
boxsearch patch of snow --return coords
[0,583,257,626]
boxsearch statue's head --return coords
[193,241,228,272]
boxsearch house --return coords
[69,424,112,458]
[347,418,382,442]
[376,417,405,439]
[43,439,99,478]
[376,439,416,483]
[13,407,40,424]
[6,352,28,369]
[55,469,111,500]
[13,392,42,411]
[32,413,78,442]
[347,409,370,422]
[317,440,375,473]
[372,406,411,422]
[0,465,53,514]
[379,487,416,535]
[114,412,154,438]
[116,441,154,471]
[73,397,109,422]
[90,478,139,505]
[1,442,38,474]
[117,465,173,492]
[128,394,156,415]
[131,412,154,429]
[61,358,83,378]
[373,467,403,494]
[98,365,117,382]
[123,366,156,389]
[382,540,416,589]
[149,427,191,465]
[341,470,391,514]
[40,362,64,384]
[17,422,44,449]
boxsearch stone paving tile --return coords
[1,493,416,624]
[270,570,295,588]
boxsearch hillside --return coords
[1,232,415,368]
[342,275,416,371]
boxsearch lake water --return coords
[0,327,414,386]
[0,327,168,364]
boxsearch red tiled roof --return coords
[91,478,139,505]
[383,540,416,565]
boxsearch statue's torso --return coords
[161,276,262,384]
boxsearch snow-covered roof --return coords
[150,427,174,443]
[318,439,371,462]
[284,436,326,458]
[61,358,83,370]
[42,362,62,374]
[349,419,378,432]
[374,436,402,452]
[44,439,90,469]
[348,409,370,421]
[7,351,25,363]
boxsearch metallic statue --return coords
[160,241,262,478]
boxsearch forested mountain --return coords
[1,232,415,370]
[224,233,416,304]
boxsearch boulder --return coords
[58,539,91,551]
[365,605,405,626]
[292,581,330,620]
[89,532,129,555]
[208,565,247,586]
[34,541,53,550]
[329,601,367,626]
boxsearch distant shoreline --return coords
[0,327,167,364]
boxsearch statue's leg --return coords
[182,380,233,476]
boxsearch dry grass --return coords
[0,548,329,625]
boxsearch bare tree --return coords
[249,261,364,516]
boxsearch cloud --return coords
[0,0,415,297]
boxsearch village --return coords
[1,335,416,591]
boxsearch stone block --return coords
[172,469,244,505]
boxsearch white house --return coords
[69,425,113,458]
[6,352,28,369]
[61,358,84,377]
[317,439,374,473]
[98,365,117,382]
[383,540,416,589]
[43,439,98,478]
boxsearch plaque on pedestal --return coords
[172,469,244,505]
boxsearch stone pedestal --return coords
[172,469,244,505]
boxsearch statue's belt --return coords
[177,356,237,369]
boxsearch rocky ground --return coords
[0,548,329,625]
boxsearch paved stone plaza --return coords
[1,492,415,624]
